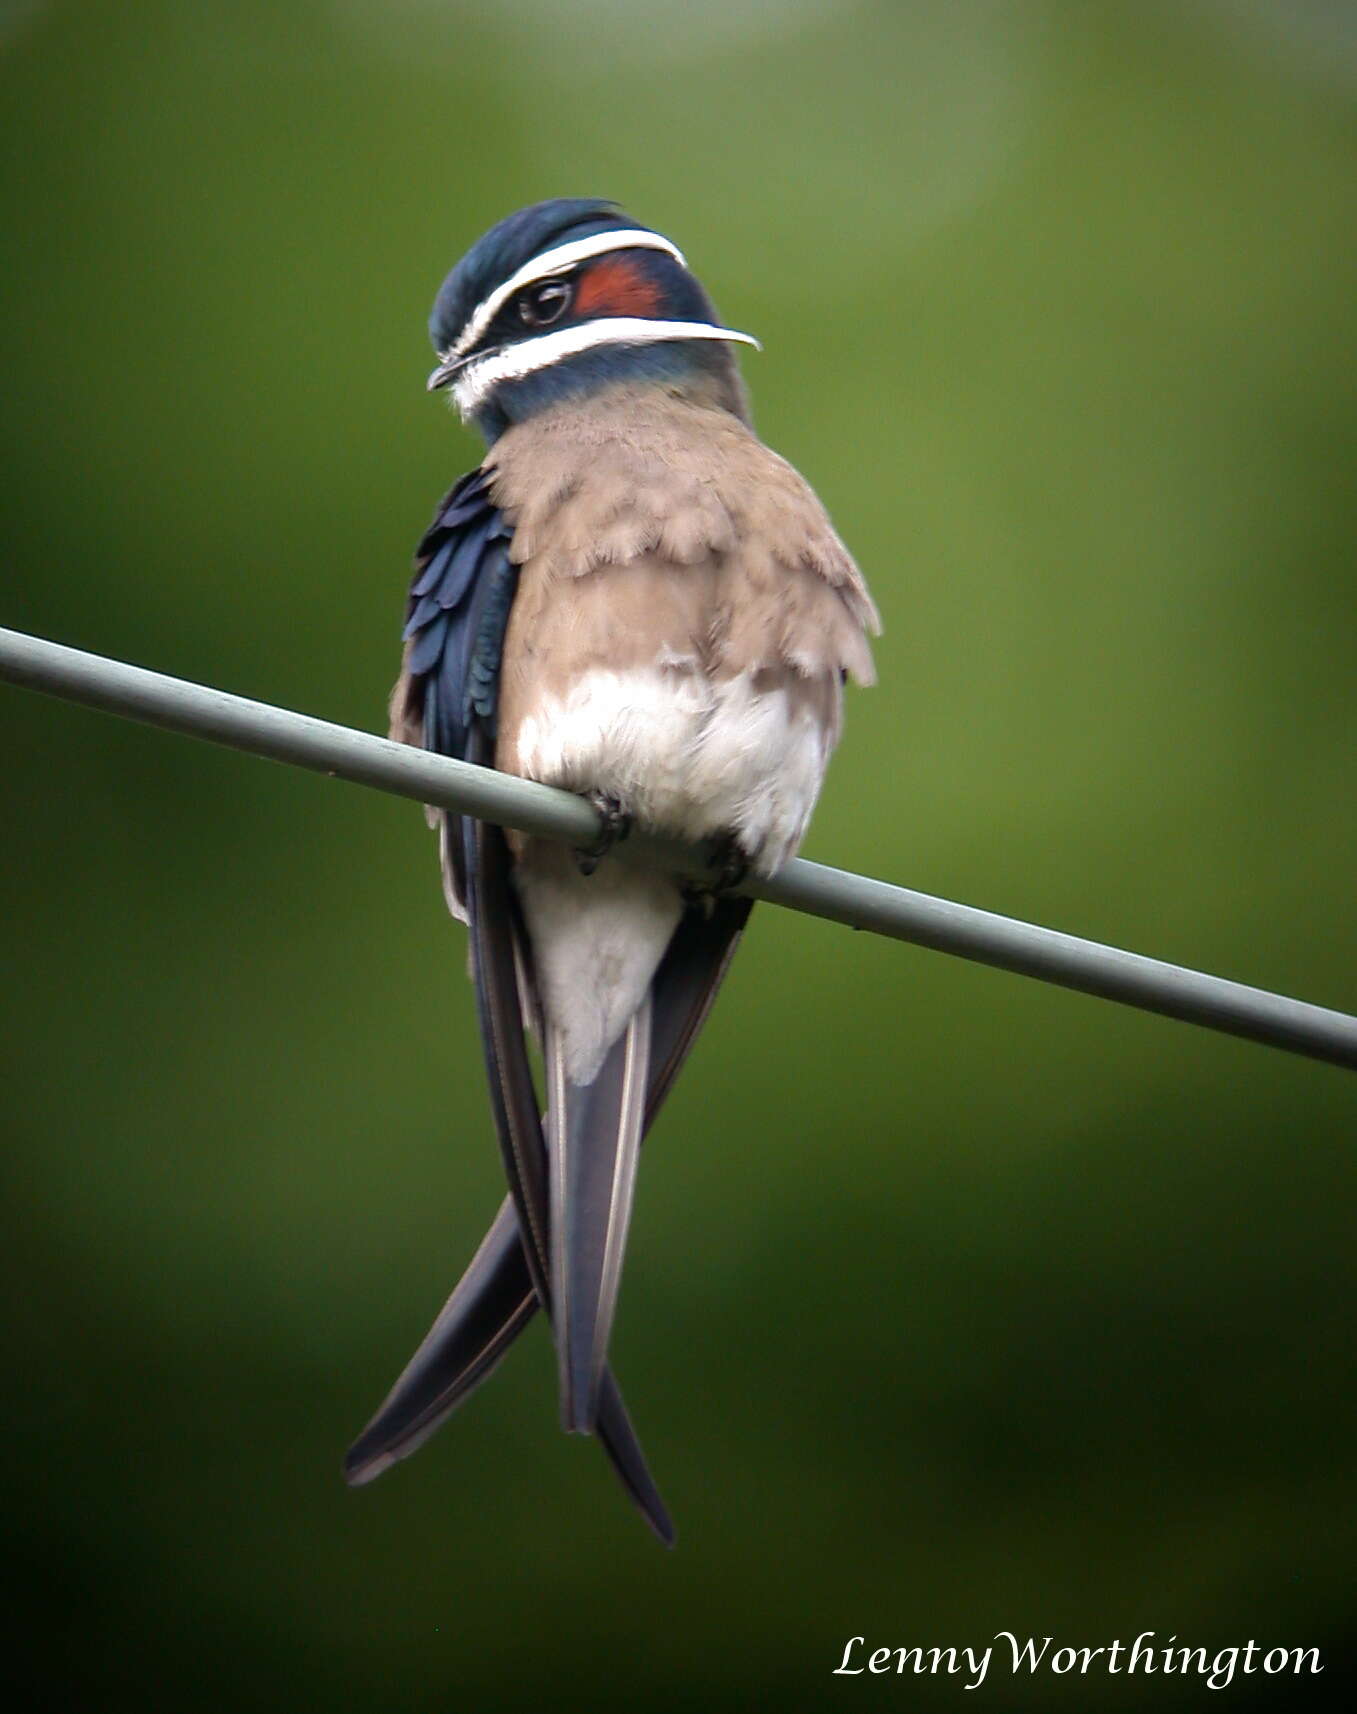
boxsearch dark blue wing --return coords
[399,467,518,765]
[391,467,519,921]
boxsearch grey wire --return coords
[2,624,1354,1072]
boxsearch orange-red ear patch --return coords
[573,257,663,319]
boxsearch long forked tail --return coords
[343,897,751,1524]
[548,996,651,1434]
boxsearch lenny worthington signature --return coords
[833,1633,1323,1691]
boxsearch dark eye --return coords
[517,278,573,329]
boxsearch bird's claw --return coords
[681,833,749,901]
[574,792,633,877]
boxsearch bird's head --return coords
[426,199,757,440]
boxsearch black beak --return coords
[427,351,480,392]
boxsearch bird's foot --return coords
[574,792,633,877]
[682,833,750,901]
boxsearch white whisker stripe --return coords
[450,229,687,360]
[451,317,761,417]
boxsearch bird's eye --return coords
[517,278,573,329]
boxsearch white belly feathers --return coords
[513,663,833,877]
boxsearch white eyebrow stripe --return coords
[450,229,688,360]
[450,317,760,416]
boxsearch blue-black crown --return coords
[430,198,641,355]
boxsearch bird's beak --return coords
[427,354,466,392]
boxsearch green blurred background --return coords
[2,1,1355,1707]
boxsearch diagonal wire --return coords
[2,624,1354,1072]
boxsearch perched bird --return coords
[346,199,879,1541]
